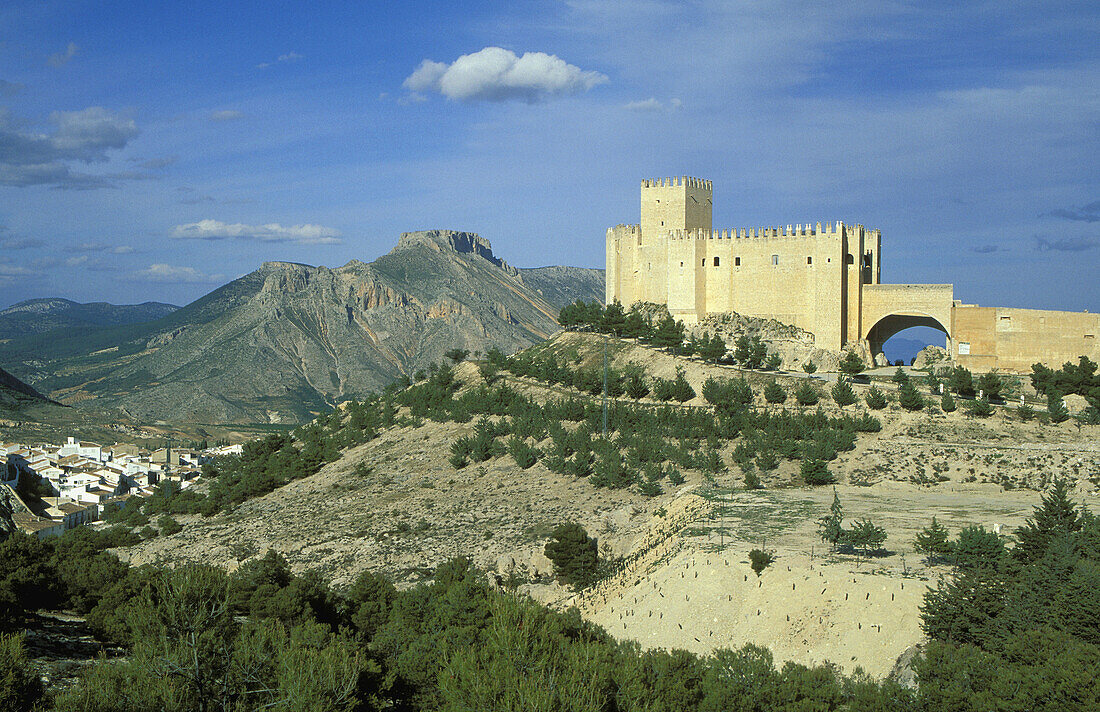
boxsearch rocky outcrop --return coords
[691,311,839,372]
[913,345,950,370]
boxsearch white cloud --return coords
[210,110,245,122]
[135,264,224,284]
[403,47,608,103]
[48,42,78,68]
[170,219,343,245]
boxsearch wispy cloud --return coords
[624,97,681,112]
[0,236,45,250]
[135,263,225,283]
[1034,235,1098,252]
[170,219,342,245]
[0,106,139,189]
[257,51,303,69]
[971,244,1003,254]
[403,47,608,103]
[130,155,179,170]
[210,110,244,122]
[73,242,137,254]
[47,42,78,68]
[0,79,24,96]
[1042,200,1100,223]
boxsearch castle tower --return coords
[640,176,712,244]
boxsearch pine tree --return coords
[670,367,696,402]
[625,369,650,400]
[892,367,910,385]
[839,350,866,376]
[764,379,787,405]
[795,381,820,406]
[544,524,599,589]
[831,378,858,407]
[846,518,887,558]
[898,379,925,411]
[601,299,627,335]
[1014,478,1082,564]
[941,390,957,413]
[801,457,835,486]
[651,315,685,351]
[802,361,818,374]
[1048,391,1070,423]
[817,487,844,550]
[950,366,975,397]
[864,386,887,410]
[914,517,952,565]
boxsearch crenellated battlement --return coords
[663,221,855,240]
[641,176,712,191]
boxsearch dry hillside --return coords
[122,332,1099,676]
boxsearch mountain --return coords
[0,365,61,417]
[0,298,178,340]
[517,265,604,309]
[0,230,603,424]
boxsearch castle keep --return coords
[606,177,1100,371]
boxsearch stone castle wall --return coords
[606,176,1098,372]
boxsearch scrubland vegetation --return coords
[3,477,1100,710]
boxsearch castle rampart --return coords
[606,177,1097,371]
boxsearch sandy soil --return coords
[576,483,1044,677]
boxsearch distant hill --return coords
[0,298,178,340]
[0,231,604,424]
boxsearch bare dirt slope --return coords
[575,484,1042,677]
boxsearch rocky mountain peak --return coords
[394,230,515,275]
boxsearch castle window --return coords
[807,256,812,265]
[680,261,683,267]
[735,257,741,267]
[771,254,779,266]
[702,258,706,266]
[845,254,854,265]
[713,256,720,267]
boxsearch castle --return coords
[606,177,1100,372]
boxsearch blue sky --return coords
[0,0,1097,316]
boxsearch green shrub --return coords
[795,382,820,406]
[1048,392,1070,423]
[507,435,538,469]
[940,390,956,413]
[831,378,858,407]
[898,380,925,411]
[864,386,887,409]
[158,515,182,536]
[802,361,818,374]
[544,524,599,589]
[801,458,835,485]
[764,379,787,405]
[965,397,994,418]
[749,548,774,576]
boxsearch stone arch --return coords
[864,312,950,361]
